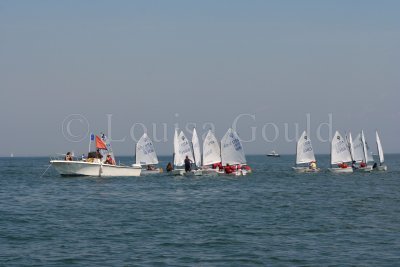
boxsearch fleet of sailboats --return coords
[50,128,389,177]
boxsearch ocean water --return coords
[1,155,400,266]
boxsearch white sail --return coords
[331,131,352,165]
[173,129,180,166]
[174,130,194,167]
[191,128,202,167]
[296,131,315,164]
[221,128,246,165]
[135,133,158,165]
[361,130,374,163]
[376,131,385,164]
[346,132,355,160]
[202,130,221,166]
[352,133,364,162]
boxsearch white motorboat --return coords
[51,134,141,177]
[51,159,141,177]
[267,150,280,157]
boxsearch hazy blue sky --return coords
[1,0,399,156]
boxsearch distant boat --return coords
[10,153,14,158]
[171,129,202,176]
[267,150,280,157]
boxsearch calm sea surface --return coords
[1,155,400,266]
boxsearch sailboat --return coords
[292,131,319,173]
[220,128,250,176]
[350,132,371,172]
[51,133,141,177]
[135,133,162,175]
[328,131,353,173]
[171,129,202,176]
[375,131,387,171]
[201,129,222,175]
[360,130,373,171]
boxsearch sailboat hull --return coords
[328,167,353,173]
[354,166,373,172]
[51,160,141,177]
[375,165,387,171]
[292,167,320,173]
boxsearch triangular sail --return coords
[352,133,364,162]
[296,131,315,164]
[346,132,355,161]
[174,130,194,167]
[221,128,246,165]
[331,131,352,165]
[361,130,374,163]
[202,130,221,166]
[173,129,179,166]
[135,133,158,165]
[191,128,202,167]
[376,131,385,164]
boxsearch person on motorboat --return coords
[65,152,73,161]
[104,154,115,165]
[184,155,192,172]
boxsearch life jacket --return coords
[225,166,233,174]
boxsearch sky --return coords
[0,0,399,156]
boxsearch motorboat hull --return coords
[50,160,141,177]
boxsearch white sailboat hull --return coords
[328,167,353,173]
[170,169,203,176]
[50,160,141,177]
[292,167,320,173]
[354,166,373,172]
[140,168,163,175]
[375,165,387,171]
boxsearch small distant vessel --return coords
[135,133,162,175]
[292,131,319,173]
[375,131,387,171]
[267,150,280,157]
[51,134,141,177]
[328,131,353,173]
[10,153,14,158]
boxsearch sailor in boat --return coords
[351,161,358,169]
[242,165,252,172]
[166,162,173,172]
[104,154,115,165]
[373,162,378,169]
[338,162,349,169]
[65,152,73,161]
[309,160,317,170]
[224,163,234,174]
[147,165,156,171]
[184,155,192,172]
[359,160,367,168]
